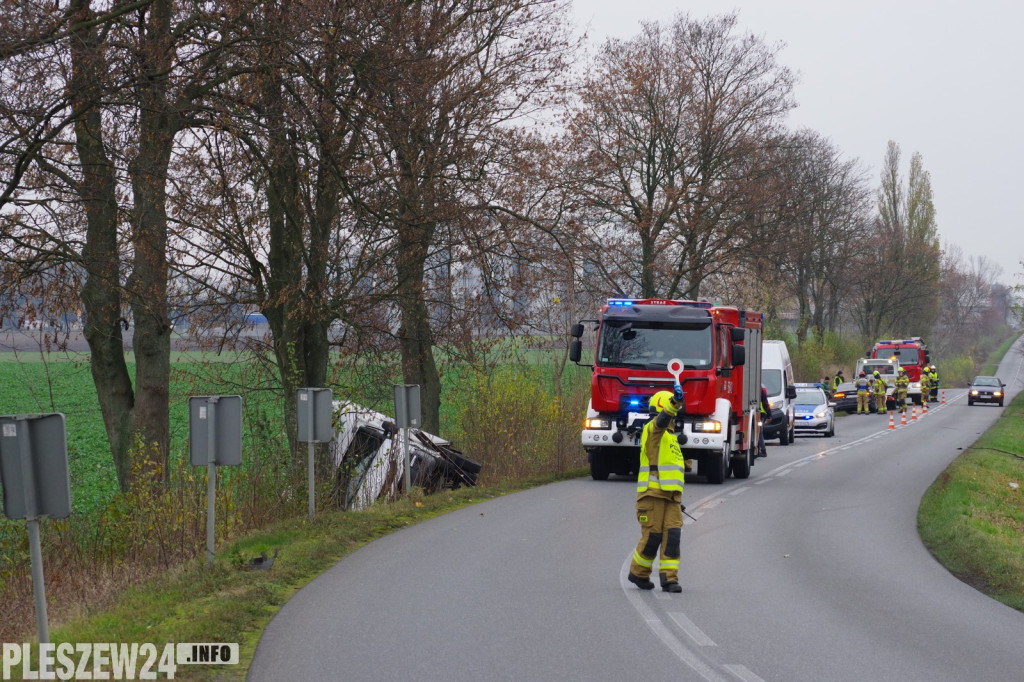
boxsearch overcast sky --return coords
[570,0,1024,286]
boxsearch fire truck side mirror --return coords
[729,327,745,342]
[569,339,582,363]
[570,323,584,338]
[731,343,745,367]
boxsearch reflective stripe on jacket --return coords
[637,417,685,496]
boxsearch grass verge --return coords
[918,334,1024,613]
[26,470,586,681]
[918,392,1024,612]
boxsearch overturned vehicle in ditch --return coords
[330,402,482,511]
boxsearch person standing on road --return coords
[757,385,770,458]
[856,371,871,414]
[873,370,887,414]
[833,371,845,390]
[895,367,909,412]
[929,365,939,401]
[628,390,685,593]
[920,369,932,406]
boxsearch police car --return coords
[792,382,835,437]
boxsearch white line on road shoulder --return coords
[668,611,717,646]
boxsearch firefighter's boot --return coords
[660,573,682,593]
[628,573,655,590]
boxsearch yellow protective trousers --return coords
[630,495,683,585]
[857,391,871,413]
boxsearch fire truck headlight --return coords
[585,418,611,430]
[692,420,721,433]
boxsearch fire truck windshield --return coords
[887,348,921,365]
[597,322,713,369]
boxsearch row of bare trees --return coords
[1,2,1014,492]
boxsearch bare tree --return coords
[934,246,1001,356]
[347,0,574,434]
[0,0,239,489]
[567,12,794,300]
[750,130,871,344]
[852,141,941,340]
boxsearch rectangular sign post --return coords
[189,396,242,567]
[393,385,421,496]
[0,413,71,646]
[296,388,333,518]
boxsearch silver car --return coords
[793,384,835,437]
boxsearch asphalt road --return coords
[249,340,1024,682]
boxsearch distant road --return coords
[250,340,1024,681]
[0,328,264,354]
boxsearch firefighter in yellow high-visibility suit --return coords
[873,371,887,414]
[628,390,685,593]
[856,371,871,414]
[895,367,909,411]
[920,370,932,405]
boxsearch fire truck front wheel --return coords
[731,440,752,479]
[705,438,730,484]
[588,448,611,481]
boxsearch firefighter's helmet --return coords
[649,391,676,414]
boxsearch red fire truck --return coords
[868,337,931,405]
[568,298,764,484]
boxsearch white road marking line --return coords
[668,611,717,646]
[728,486,750,496]
[620,561,736,682]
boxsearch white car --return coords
[792,384,835,437]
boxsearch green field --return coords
[0,354,298,514]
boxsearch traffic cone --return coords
[900,409,907,426]
[888,411,895,429]
[941,390,946,404]
[923,400,929,415]
[911,403,917,421]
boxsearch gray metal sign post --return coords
[0,413,71,646]
[393,385,421,495]
[296,388,333,519]
[189,396,242,567]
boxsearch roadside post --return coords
[189,396,242,567]
[296,388,333,519]
[0,413,71,645]
[393,385,421,495]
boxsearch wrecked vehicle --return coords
[330,402,482,511]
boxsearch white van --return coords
[761,340,796,445]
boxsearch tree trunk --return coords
[396,219,441,435]
[70,3,136,491]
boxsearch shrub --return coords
[447,365,588,483]
[936,354,975,388]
